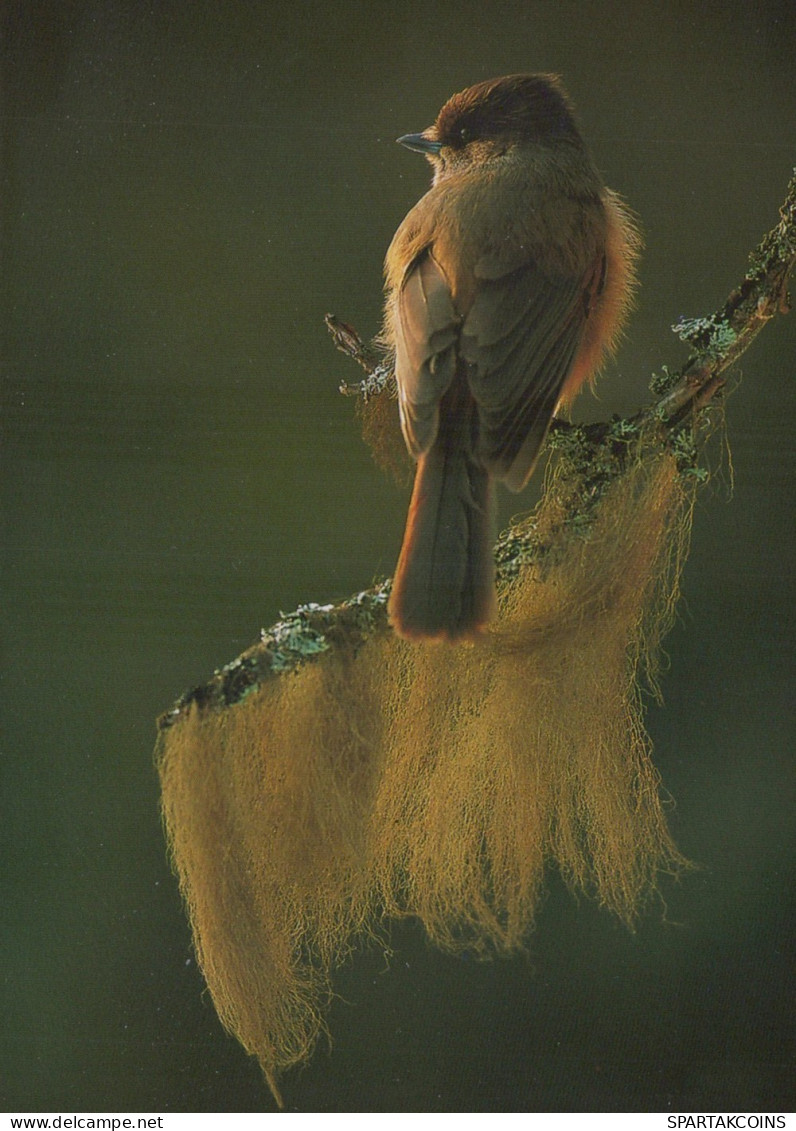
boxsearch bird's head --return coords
[397,74,583,180]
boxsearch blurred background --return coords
[2,0,794,1113]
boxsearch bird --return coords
[383,73,639,643]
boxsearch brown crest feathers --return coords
[434,73,582,148]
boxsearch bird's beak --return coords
[397,132,443,155]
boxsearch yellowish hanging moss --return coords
[157,443,695,1105]
[158,651,385,1105]
[369,450,693,949]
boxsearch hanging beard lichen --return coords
[371,446,696,950]
[156,434,698,1107]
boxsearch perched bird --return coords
[383,73,639,642]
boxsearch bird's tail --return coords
[388,407,496,643]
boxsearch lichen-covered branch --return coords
[158,170,795,731]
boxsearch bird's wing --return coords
[461,255,603,492]
[394,249,461,458]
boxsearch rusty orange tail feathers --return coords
[388,404,496,643]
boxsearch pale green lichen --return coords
[267,605,334,672]
[649,365,678,396]
[669,427,709,483]
[672,314,738,359]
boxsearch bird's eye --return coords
[459,127,470,143]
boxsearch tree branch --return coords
[158,170,796,731]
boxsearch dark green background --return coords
[2,0,794,1113]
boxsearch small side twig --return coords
[325,314,395,399]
